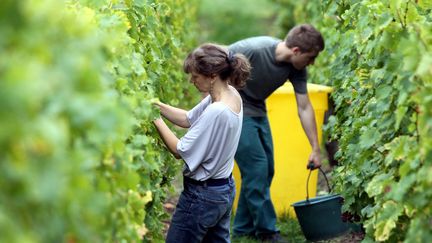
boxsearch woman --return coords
[153,43,251,243]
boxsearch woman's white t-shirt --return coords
[177,95,243,181]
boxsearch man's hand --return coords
[307,150,322,170]
[295,93,322,170]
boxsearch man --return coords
[229,24,325,242]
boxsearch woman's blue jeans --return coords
[166,177,235,243]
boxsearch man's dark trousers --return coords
[233,116,279,237]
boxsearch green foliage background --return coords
[198,0,279,44]
[272,0,432,242]
[2,0,431,242]
[0,0,198,242]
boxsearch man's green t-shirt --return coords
[229,36,307,117]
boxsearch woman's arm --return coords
[154,102,190,128]
[153,118,181,159]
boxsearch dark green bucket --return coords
[292,166,349,241]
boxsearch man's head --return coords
[285,24,324,70]
[285,24,324,53]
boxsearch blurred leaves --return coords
[0,0,198,242]
[198,0,279,43]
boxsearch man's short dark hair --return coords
[285,24,325,53]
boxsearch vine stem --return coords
[403,1,409,28]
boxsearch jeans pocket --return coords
[170,191,200,231]
[197,186,234,228]
[198,199,227,228]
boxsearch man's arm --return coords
[153,118,181,159]
[294,92,322,169]
[154,102,190,128]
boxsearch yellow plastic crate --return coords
[233,82,332,217]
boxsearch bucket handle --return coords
[306,162,331,201]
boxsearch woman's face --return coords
[189,72,211,92]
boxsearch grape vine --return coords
[0,0,198,242]
[273,0,431,241]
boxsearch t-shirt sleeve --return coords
[229,41,254,58]
[177,106,223,173]
[186,95,212,125]
[228,42,242,53]
[289,68,308,94]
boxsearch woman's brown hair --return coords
[183,44,251,89]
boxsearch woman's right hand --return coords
[153,117,163,124]
[150,98,162,107]
[153,101,190,128]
